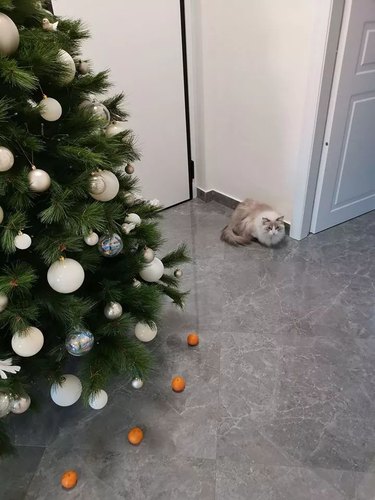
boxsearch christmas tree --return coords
[0,0,188,454]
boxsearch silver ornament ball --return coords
[98,233,123,257]
[104,301,123,320]
[65,329,94,356]
[133,279,141,288]
[0,391,12,418]
[121,191,135,205]
[174,269,183,278]
[89,173,106,195]
[10,394,31,414]
[125,164,135,175]
[143,247,155,263]
[131,378,144,389]
[28,168,51,192]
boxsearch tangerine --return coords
[187,332,199,346]
[60,470,78,490]
[128,426,144,446]
[171,375,186,393]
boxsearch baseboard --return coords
[196,188,290,235]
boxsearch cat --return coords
[221,199,285,247]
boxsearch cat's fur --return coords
[221,199,285,247]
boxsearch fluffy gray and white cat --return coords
[221,199,285,247]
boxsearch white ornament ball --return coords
[58,49,76,84]
[28,168,51,192]
[139,257,164,282]
[0,206,4,224]
[50,374,82,407]
[78,60,90,74]
[12,327,44,357]
[143,247,154,263]
[135,321,157,342]
[105,120,127,137]
[14,233,32,250]
[125,213,141,226]
[90,170,119,202]
[0,146,14,172]
[89,390,108,410]
[0,294,8,312]
[47,258,85,294]
[0,14,19,56]
[10,394,31,414]
[39,97,62,122]
[131,378,144,389]
[84,231,99,246]
[104,301,123,320]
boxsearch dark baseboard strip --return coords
[196,188,290,235]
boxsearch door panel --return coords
[54,0,191,208]
[311,0,375,233]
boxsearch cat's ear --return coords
[276,216,285,222]
[262,217,270,224]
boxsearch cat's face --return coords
[262,216,285,236]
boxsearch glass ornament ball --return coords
[88,173,106,195]
[105,120,127,137]
[11,327,44,357]
[84,231,99,246]
[90,170,119,202]
[0,391,12,418]
[50,374,82,407]
[0,146,14,172]
[10,394,31,414]
[58,49,76,84]
[14,233,32,250]
[0,14,19,56]
[28,168,51,192]
[0,206,3,223]
[125,213,141,226]
[135,322,157,342]
[47,258,85,294]
[104,301,123,320]
[89,390,108,410]
[0,293,8,312]
[39,97,62,122]
[143,247,154,263]
[139,257,164,282]
[89,101,110,125]
[65,330,94,356]
[98,233,123,258]
[131,378,144,389]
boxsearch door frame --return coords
[290,0,346,240]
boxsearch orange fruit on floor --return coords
[128,426,144,446]
[187,332,199,346]
[60,470,78,490]
[171,375,186,393]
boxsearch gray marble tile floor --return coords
[1,199,375,499]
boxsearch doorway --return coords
[53,0,192,208]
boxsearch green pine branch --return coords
[162,243,190,268]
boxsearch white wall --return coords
[191,0,333,222]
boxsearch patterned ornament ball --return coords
[10,394,31,414]
[131,378,144,389]
[0,14,19,56]
[12,327,44,357]
[90,170,119,201]
[0,146,14,172]
[89,390,108,410]
[39,96,62,122]
[0,294,8,312]
[58,49,76,84]
[0,206,3,224]
[28,167,51,192]
[65,330,94,356]
[135,321,157,342]
[47,258,85,294]
[139,257,164,282]
[120,191,135,205]
[104,301,123,320]
[14,232,32,250]
[50,374,82,407]
[0,391,12,418]
[89,172,106,195]
[143,247,154,263]
[98,233,123,257]
[125,164,134,175]
[84,231,99,246]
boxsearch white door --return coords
[311,0,375,233]
[54,0,191,208]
